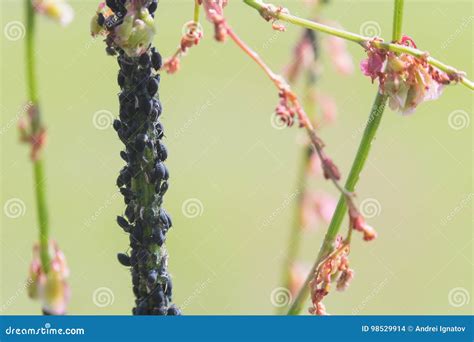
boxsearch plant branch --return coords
[243,0,474,91]
[287,93,388,315]
[25,0,51,274]
[225,23,356,220]
[287,0,405,315]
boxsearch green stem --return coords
[287,0,404,315]
[392,0,404,42]
[287,93,388,315]
[278,149,308,314]
[194,0,201,23]
[25,0,50,273]
[243,0,474,90]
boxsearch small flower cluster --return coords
[163,21,203,74]
[202,0,228,41]
[360,36,453,115]
[18,105,47,161]
[32,0,74,26]
[93,0,180,315]
[91,0,157,57]
[349,205,377,241]
[309,236,353,315]
[28,241,70,315]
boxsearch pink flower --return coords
[28,241,70,315]
[351,215,377,241]
[33,0,74,26]
[300,191,337,231]
[360,36,448,114]
[284,30,317,83]
[325,22,354,75]
[289,262,311,297]
[318,93,338,124]
[202,0,228,41]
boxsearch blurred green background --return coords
[1,0,472,315]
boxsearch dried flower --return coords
[350,213,377,241]
[202,0,228,41]
[325,24,354,75]
[33,0,74,26]
[289,262,310,296]
[28,241,70,315]
[18,104,47,161]
[284,29,319,83]
[300,191,336,231]
[360,36,450,114]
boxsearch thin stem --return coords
[194,0,201,23]
[278,149,308,314]
[287,93,388,315]
[392,0,404,42]
[226,23,356,220]
[25,0,50,273]
[243,0,474,91]
[288,0,403,315]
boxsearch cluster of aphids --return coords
[98,0,180,316]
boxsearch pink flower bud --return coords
[28,241,70,315]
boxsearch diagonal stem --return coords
[287,0,405,315]
[287,93,388,315]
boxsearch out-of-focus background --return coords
[1,0,472,315]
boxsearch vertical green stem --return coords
[287,93,388,315]
[392,0,404,42]
[287,0,405,315]
[278,149,308,313]
[25,0,50,273]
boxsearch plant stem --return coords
[287,0,405,315]
[287,93,388,315]
[243,0,474,90]
[392,0,404,42]
[25,0,50,273]
[194,0,201,23]
[278,149,308,314]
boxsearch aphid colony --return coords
[95,0,180,316]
